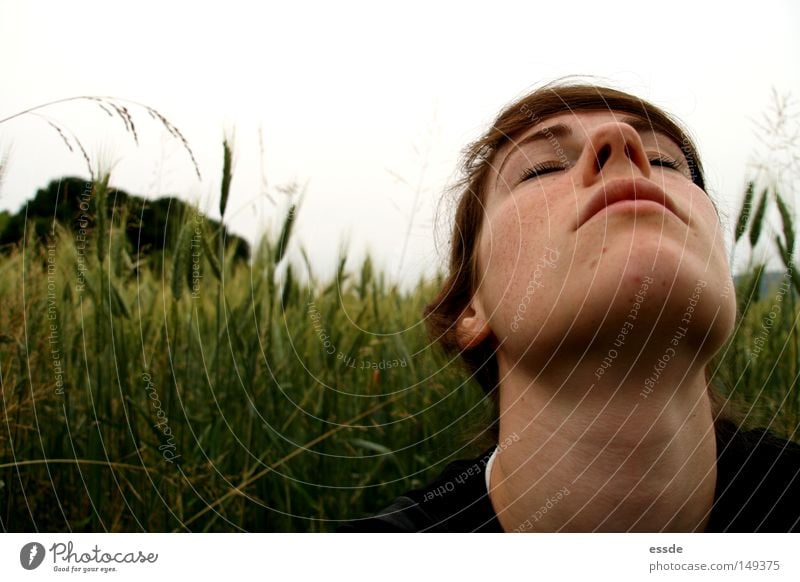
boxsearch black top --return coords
[340,420,800,532]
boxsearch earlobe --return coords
[456,303,493,350]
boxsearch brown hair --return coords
[424,80,735,422]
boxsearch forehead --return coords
[506,109,676,151]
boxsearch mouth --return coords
[576,178,685,229]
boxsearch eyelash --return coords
[517,154,685,183]
[648,154,684,172]
[518,162,564,182]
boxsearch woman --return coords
[343,81,800,532]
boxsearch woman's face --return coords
[461,109,737,367]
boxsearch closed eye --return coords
[648,154,684,172]
[518,161,566,183]
[519,154,686,184]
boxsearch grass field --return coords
[0,171,499,531]
[1,105,798,532]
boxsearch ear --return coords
[456,300,493,350]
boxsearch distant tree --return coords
[0,176,249,264]
[0,210,9,240]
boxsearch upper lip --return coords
[576,178,685,229]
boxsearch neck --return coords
[488,343,717,532]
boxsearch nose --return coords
[580,122,651,186]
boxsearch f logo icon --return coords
[20,542,45,570]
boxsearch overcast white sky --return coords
[1,0,798,282]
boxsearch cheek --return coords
[685,191,728,261]
[691,195,738,335]
[475,197,565,325]
[478,198,548,280]
[480,189,562,255]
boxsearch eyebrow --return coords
[504,123,573,159]
[495,116,682,183]
[495,123,572,183]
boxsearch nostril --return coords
[595,144,611,172]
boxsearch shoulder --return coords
[339,447,501,533]
[710,420,800,532]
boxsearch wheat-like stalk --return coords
[749,187,769,249]
[172,220,193,299]
[774,188,795,258]
[0,96,201,180]
[220,139,233,219]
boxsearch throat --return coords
[488,373,717,532]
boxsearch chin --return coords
[569,243,737,356]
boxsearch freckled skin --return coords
[471,110,736,370]
[458,110,738,532]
